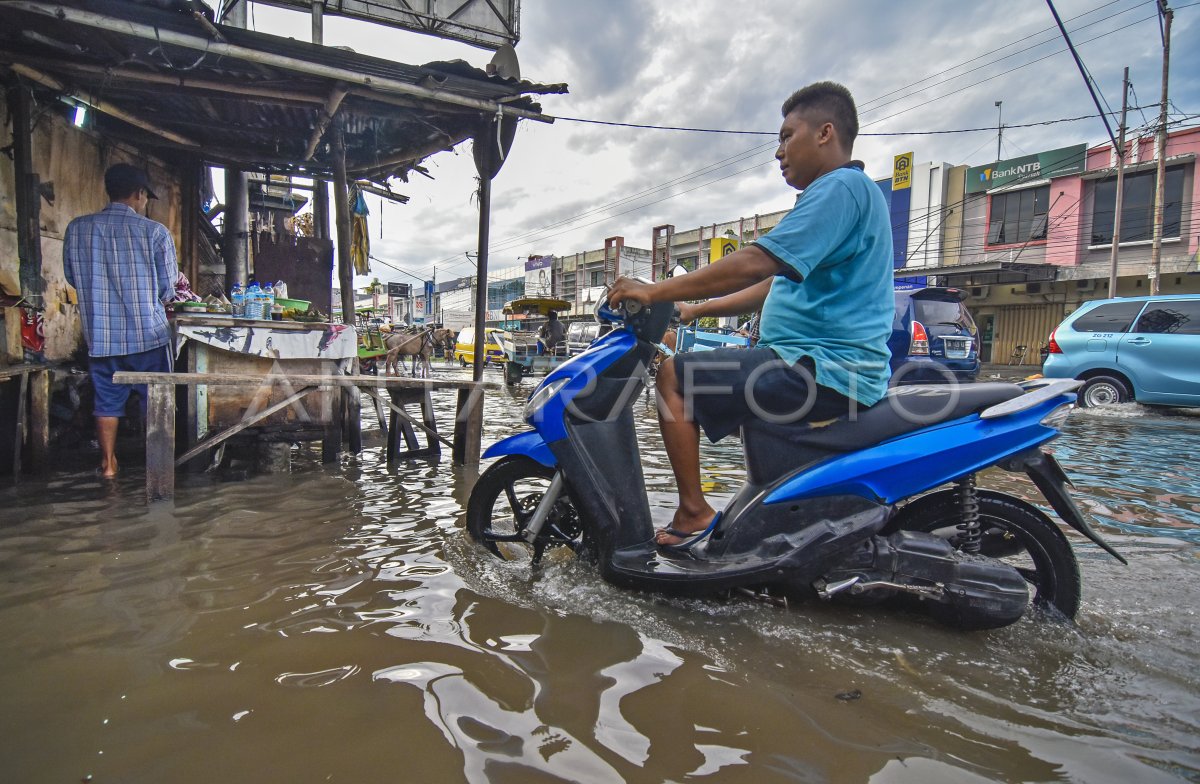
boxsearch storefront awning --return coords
[894,261,1058,281]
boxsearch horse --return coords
[383,327,434,377]
[439,329,457,363]
[383,327,455,376]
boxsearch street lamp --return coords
[995,100,1003,162]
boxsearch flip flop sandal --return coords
[656,512,722,554]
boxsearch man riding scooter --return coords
[608,80,894,553]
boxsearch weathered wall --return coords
[0,91,185,362]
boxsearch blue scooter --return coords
[467,295,1125,628]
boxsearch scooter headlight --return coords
[523,377,569,422]
[1040,402,1074,429]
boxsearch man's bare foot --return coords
[99,464,118,479]
[655,505,719,546]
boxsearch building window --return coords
[986,185,1049,245]
[589,269,605,287]
[1091,165,1185,245]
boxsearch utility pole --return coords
[1149,1,1172,295]
[995,101,1003,161]
[1108,67,1130,298]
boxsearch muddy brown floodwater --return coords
[1,371,1198,783]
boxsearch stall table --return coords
[174,314,358,453]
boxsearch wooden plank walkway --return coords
[114,371,496,501]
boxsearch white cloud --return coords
[243,0,1198,288]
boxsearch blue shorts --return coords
[672,346,853,442]
[90,344,173,417]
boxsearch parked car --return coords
[453,327,509,366]
[888,287,980,383]
[1042,294,1200,408]
[565,321,611,355]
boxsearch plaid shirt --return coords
[64,203,178,357]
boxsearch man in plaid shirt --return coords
[64,163,178,478]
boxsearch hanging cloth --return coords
[349,185,371,275]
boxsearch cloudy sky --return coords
[241,0,1199,290]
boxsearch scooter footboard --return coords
[606,495,890,596]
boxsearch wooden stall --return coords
[173,313,357,455]
[0,0,566,487]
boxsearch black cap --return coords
[104,163,159,200]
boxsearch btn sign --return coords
[892,152,913,190]
[710,237,739,261]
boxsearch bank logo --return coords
[979,168,992,184]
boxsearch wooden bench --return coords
[113,371,494,501]
[0,363,50,479]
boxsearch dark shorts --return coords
[90,344,173,417]
[672,346,853,442]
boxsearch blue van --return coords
[1042,294,1200,408]
[889,287,980,383]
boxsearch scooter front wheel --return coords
[885,490,1081,619]
[466,456,583,564]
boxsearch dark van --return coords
[889,287,980,383]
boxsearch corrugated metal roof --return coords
[0,0,567,185]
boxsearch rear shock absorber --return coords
[955,474,982,554]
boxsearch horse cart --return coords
[495,296,573,386]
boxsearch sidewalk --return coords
[978,363,1043,383]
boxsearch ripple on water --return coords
[0,375,1198,782]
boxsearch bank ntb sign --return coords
[966,144,1086,193]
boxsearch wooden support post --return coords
[146,382,176,501]
[180,159,202,289]
[29,368,49,474]
[453,387,483,465]
[371,393,389,445]
[11,371,28,481]
[9,81,44,317]
[346,384,362,454]
[322,385,342,463]
[420,388,437,452]
[332,127,355,325]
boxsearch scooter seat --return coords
[742,383,1024,486]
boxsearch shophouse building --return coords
[890,128,1199,365]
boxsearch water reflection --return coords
[0,381,1196,782]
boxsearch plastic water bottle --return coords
[230,281,245,318]
[261,281,276,320]
[245,281,263,320]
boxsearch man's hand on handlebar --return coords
[607,277,655,311]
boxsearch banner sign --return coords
[387,282,411,297]
[424,281,434,314]
[894,276,929,291]
[525,255,553,271]
[892,152,913,190]
[710,238,739,261]
[966,144,1087,193]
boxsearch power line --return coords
[389,5,1195,281]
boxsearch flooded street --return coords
[2,372,1198,783]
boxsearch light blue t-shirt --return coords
[754,165,894,406]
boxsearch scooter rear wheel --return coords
[466,456,583,564]
[884,490,1082,619]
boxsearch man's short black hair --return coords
[104,163,158,201]
[781,82,859,149]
